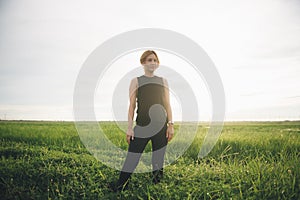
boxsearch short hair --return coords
[140,50,160,64]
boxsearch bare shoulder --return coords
[130,77,138,87]
[130,77,138,83]
[162,77,169,86]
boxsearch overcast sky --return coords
[0,0,299,121]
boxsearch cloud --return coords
[0,0,299,120]
[0,104,73,120]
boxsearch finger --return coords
[126,136,130,144]
[168,134,173,142]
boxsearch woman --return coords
[112,50,174,191]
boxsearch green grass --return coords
[0,120,299,199]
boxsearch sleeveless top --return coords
[135,75,167,126]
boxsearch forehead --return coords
[146,54,156,58]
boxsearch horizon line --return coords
[0,119,299,123]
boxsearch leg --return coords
[151,123,168,183]
[117,135,150,190]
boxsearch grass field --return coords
[0,120,299,199]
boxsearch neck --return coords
[144,72,154,77]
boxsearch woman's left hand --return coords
[166,125,174,142]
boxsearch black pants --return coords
[117,123,168,187]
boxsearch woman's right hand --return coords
[126,128,134,144]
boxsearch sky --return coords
[0,0,299,121]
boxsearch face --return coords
[142,54,159,73]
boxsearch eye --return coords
[147,58,157,62]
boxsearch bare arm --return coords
[163,78,174,141]
[163,78,173,122]
[127,78,137,143]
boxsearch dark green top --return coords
[136,75,167,126]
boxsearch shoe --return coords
[152,170,163,184]
[108,181,128,192]
[152,177,161,184]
